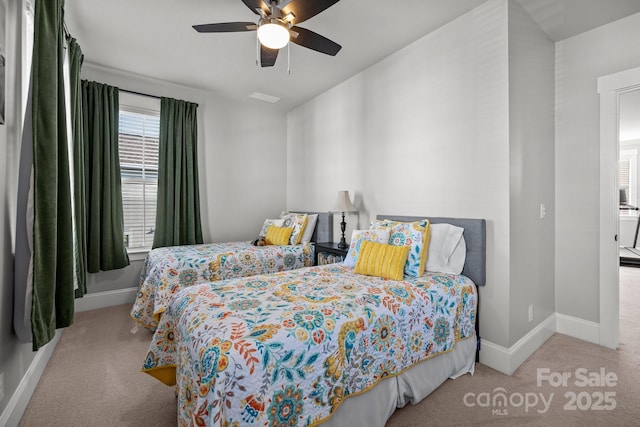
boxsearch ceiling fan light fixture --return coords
[257,22,290,49]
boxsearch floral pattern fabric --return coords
[142,264,477,427]
[131,241,314,330]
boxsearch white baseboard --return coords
[555,312,600,345]
[479,312,603,375]
[74,287,138,312]
[478,339,512,374]
[0,332,61,427]
[480,313,556,375]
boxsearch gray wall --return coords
[287,0,513,347]
[507,0,556,345]
[555,12,640,322]
[287,0,558,351]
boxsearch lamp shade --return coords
[331,190,357,213]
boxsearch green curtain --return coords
[31,0,75,350]
[68,38,87,298]
[82,80,130,272]
[153,97,203,248]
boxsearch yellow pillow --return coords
[293,214,309,244]
[354,240,410,281]
[265,226,293,246]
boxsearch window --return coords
[620,158,630,202]
[119,105,160,250]
[620,149,638,210]
[22,0,35,124]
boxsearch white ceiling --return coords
[516,0,640,41]
[65,0,640,112]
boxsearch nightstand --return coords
[315,241,349,266]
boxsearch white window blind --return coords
[620,149,638,208]
[620,158,630,202]
[119,107,160,250]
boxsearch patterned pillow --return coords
[371,219,431,277]
[354,240,410,281]
[259,218,285,237]
[282,212,318,244]
[343,228,391,268]
[280,212,309,245]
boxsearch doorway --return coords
[619,90,640,265]
[598,66,640,350]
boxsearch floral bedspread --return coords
[142,264,477,427]
[131,241,314,330]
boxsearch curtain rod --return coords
[119,89,198,107]
[120,88,161,100]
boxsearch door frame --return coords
[598,66,640,349]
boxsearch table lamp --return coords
[331,190,358,249]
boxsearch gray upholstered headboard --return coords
[376,215,487,286]
[291,211,333,243]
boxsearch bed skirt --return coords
[321,335,476,427]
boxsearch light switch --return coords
[540,203,546,219]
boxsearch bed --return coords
[131,212,332,330]
[142,215,486,427]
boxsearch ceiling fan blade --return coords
[281,0,340,25]
[290,26,341,56]
[193,22,256,33]
[260,45,279,67]
[241,0,268,15]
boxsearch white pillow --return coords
[300,214,318,244]
[426,224,466,275]
[343,228,391,268]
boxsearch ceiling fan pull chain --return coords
[256,33,260,67]
[287,42,291,75]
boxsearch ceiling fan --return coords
[193,0,342,68]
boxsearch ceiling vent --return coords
[249,91,280,103]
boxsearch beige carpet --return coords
[19,268,640,426]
